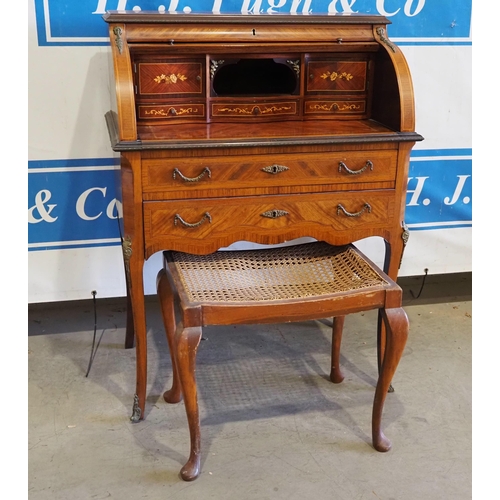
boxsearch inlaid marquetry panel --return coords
[306,60,368,93]
[138,103,206,120]
[305,99,367,116]
[210,100,299,120]
[137,61,204,97]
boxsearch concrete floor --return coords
[28,273,471,500]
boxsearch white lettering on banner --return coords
[76,187,107,220]
[241,0,263,13]
[93,0,128,15]
[328,0,357,14]
[290,0,312,13]
[403,0,425,17]
[93,0,203,14]
[168,0,179,12]
[406,176,430,206]
[28,190,58,223]
[268,0,287,12]
[90,0,428,16]
[107,199,123,219]
[76,187,123,221]
[375,0,425,17]
[212,0,223,12]
[376,0,399,16]
[443,175,471,206]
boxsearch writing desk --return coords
[104,11,423,422]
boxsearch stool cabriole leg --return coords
[372,307,409,452]
[330,315,345,383]
[176,325,203,481]
[157,269,183,404]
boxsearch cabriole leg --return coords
[157,269,182,404]
[176,325,203,481]
[128,251,147,423]
[330,316,345,383]
[372,307,409,452]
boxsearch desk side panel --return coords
[108,23,137,141]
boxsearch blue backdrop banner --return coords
[28,158,122,251]
[34,0,472,46]
[406,149,472,231]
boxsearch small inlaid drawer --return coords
[305,99,366,116]
[138,102,206,120]
[136,60,204,98]
[306,60,368,93]
[210,100,299,120]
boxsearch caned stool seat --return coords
[156,242,409,481]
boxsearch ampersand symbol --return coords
[28,189,58,223]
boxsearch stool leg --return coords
[157,269,182,404]
[377,311,394,393]
[176,325,203,481]
[330,316,345,383]
[372,307,408,452]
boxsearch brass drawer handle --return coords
[173,167,212,183]
[336,203,372,218]
[261,164,289,175]
[174,212,212,228]
[261,209,289,219]
[338,160,373,175]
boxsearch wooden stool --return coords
[156,241,409,481]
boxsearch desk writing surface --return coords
[134,119,419,148]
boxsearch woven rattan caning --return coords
[167,242,389,303]
[159,240,408,481]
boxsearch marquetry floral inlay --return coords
[320,71,353,81]
[145,107,199,116]
[310,103,361,111]
[154,73,188,84]
[217,105,293,115]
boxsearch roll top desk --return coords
[104,11,423,426]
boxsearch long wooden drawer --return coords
[142,150,397,200]
[143,190,396,255]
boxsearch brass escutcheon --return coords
[261,209,289,219]
[261,164,289,175]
